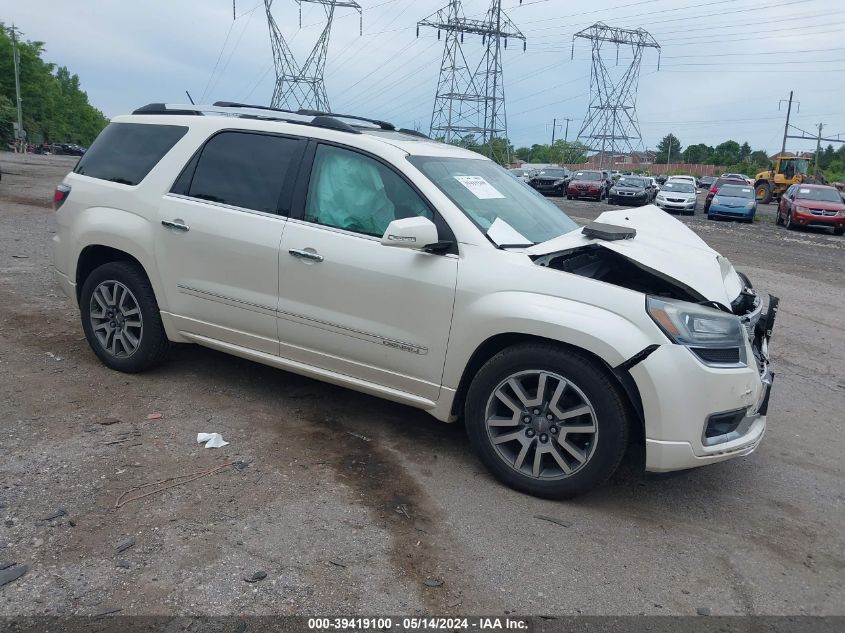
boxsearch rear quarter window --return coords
[73,122,187,185]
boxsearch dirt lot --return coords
[1,153,843,617]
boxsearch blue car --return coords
[707,184,756,223]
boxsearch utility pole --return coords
[551,118,556,144]
[666,135,672,170]
[814,123,824,176]
[779,91,799,158]
[11,25,24,152]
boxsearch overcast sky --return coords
[5,0,845,153]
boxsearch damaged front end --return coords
[529,209,778,398]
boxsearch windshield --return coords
[408,156,579,246]
[617,177,645,187]
[795,187,843,203]
[510,169,527,176]
[719,185,754,198]
[661,182,695,193]
[573,171,601,181]
[538,169,566,178]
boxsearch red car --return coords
[777,184,845,235]
[566,170,608,201]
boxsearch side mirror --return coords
[381,217,439,250]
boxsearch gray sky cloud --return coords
[5,0,844,154]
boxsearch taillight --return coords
[710,186,718,194]
[53,184,71,210]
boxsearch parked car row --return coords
[34,143,87,156]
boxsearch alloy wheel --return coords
[484,370,598,480]
[89,280,144,357]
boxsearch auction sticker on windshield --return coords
[454,175,506,199]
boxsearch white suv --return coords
[51,102,777,498]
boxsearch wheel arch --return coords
[76,245,146,304]
[449,333,645,443]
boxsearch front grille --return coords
[691,347,741,364]
[667,198,685,203]
[809,208,837,216]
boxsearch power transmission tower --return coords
[572,22,660,169]
[417,0,525,163]
[264,0,361,111]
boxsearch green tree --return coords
[0,24,107,145]
[739,141,752,162]
[655,133,682,164]
[712,140,741,166]
[683,143,713,164]
[0,94,15,146]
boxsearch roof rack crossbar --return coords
[133,102,409,137]
[213,101,396,132]
[297,109,396,131]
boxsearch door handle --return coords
[161,219,190,232]
[288,248,324,263]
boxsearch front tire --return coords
[464,344,630,499]
[834,226,844,236]
[80,261,170,373]
[785,212,796,231]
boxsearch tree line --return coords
[655,133,845,182]
[0,24,108,148]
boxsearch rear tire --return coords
[80,261,170,373]
[464,343,630,499]
[775,210,784,225]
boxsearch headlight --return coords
[656,195,665,201]
[795,205,810,213]
[554,179,565,186]
[746,200,755,208]
[647,297,747,367]
[712,196,720,205]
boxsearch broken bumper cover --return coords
[633,298,777,473]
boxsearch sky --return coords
[4,0,845,154]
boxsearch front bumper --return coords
[709,204,754,218]
[791,210,845,228]
[656,198,696,210]
[568,187,601,198]
[610,193,647,204]
[632,297,777,472]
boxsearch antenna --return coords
[418,0,525,164]
[572,22,660,169]
[264,0,362,112]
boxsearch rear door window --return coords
[181,131,305,214]
[73,122,187,185]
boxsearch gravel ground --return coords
[0,153,843,617]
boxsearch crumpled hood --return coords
[527,205,743,306]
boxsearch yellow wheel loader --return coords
[753,155,815,204]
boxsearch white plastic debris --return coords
[197,432,229,448]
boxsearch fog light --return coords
[705,408,746,439]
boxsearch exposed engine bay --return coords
[533,245,706,304]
